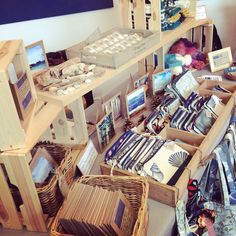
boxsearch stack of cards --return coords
[59,183,135,236]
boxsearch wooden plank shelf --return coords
[37,18,213,107]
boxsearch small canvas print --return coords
[96,111,115,150]
[26,40,48,72]
[126,86,146,117]
[152,69,172,94]
[134,73,149,89]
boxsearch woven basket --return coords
[50,175,149,236]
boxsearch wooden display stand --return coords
[0,1,215,233]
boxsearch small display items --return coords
[208,47,233,73]
[35,57,105,96]
[103,93,122,120]
[96,111,116,151]
[58,183,135,236]
[152,69,172,94]
[26,40,49,74]
[126,86,146,118]
[105,129,191,185]
[8,55,35,121]
[83,31,143,55]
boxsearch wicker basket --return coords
[35,145,72,217]
[50,175,149,236]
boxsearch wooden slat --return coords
[68,98,89,144]
[199,96,234,160]
[0,165,22,230]
[193,26,203,50]
[149,0,161,32]
[119,0,130,28]
[2,154,47,232]
[203,23,213,53]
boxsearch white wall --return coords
[0,0,121,52]
[205,0,236,56]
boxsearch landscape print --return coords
[26,41,48,72]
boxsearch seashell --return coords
[150,163,164,182]
[78,63,86,71]
[56,89,64,96]
[168,151,189,168]
[74,83,80,89]
[66,87,75,93]
[85,79,92,83]
[88,64,96,71]
[62,64,79,76]
[86,72,94,77]
[63,89,69,95]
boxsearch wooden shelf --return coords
[37,18,213,107]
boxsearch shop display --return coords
[176,109,236,236]
[35,57,104,96]
[58,183,135,236]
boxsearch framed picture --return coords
[208,47,233,72]
[102,93,122,120]
[152,69,172,94]
[96,111,116,151]
[26,40,49,75]
[133,73,149,89]
[30,147,57,184]
[126,86,146,118]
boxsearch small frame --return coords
[96,111,116,151]
[102,93,122,121]
[133,73,149,89]
[152,69,172,94]
[208,47,233,72]
[25,40,49,75]
[30,147,57,184]
[126,86,146,118]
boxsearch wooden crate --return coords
[0,40,37,151]
[100,89,235,207]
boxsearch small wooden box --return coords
[66,28,160,68]
[0,40,37,151]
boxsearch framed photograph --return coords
[96,111,116,151]
[30,147,57,184]
[208,47,233,72]
[126,86,146,118]
[26,40,49,75]
[152,69,172,94]
[102,93,122,121]
[76,139,98,175]
[134,73,149,89]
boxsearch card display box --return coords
[101,88,236,207]
[66,28,160,68]
[0,40,37,151]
